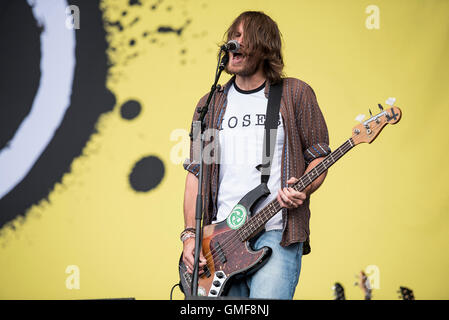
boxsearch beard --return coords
[225,51,263,78]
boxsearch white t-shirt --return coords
[214,81,284,231]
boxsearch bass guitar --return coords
[179,104,402,297]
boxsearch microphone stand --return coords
[191,49,229,296]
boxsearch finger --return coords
[278,189,293,207]
[296,191,306,201]
[185,257,206,275]
[277,191,288,208]
[287,188,306,201]
[194,251,207,274]
[287,177,299,184]
[183,252,194,272]
[283,188,303,207]
[183,260,193,274]
[200,251,207,263]
[282,188,295,205]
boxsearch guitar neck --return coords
[238,138,355,241]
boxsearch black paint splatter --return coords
[157,19,191,36]
[120,100,141,120]
[129,17,139,27]
[129,156,165,192]
[150,0,163,10]
[106,20,124,32]
[129,0,142,6]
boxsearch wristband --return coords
[180,227,196,242]
[181,232,195,242]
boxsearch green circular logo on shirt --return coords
[226,204,247,230]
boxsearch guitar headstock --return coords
[351,104,402,146]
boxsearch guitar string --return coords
[182,136,355,286]
[196,139,355,269]
[184,119,386,282]
[193,139,355,272]
[207,138,357,255]
[197,140,354,274]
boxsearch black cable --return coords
[170,282,181,300]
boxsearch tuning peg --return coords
[385,97,396,106]
[378,103,384,111]
[355,114,365,123]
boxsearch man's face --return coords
[226,22,263,77]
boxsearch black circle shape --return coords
[0,0,117,229]
[129,156,165,192]
[0,0,41,151]
[120,100,141,120]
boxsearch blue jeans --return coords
[225,230,303,299]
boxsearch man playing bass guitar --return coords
[181,11,330,299]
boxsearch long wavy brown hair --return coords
[224,11,284,84]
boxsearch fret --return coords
[251,219,259,231]
[266,205,272,216]
[239,138,355,242]
[317,162,326,174]
[249,217,261,231]
[238,228,245,241]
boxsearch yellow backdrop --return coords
[1,0,449,300]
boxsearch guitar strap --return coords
[256,79,283,184]
[229,80,284,220]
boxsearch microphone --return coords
[221,40,240,53]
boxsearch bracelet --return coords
[180,227,196,242]
[183,227,196,234]
[181,232,195,242]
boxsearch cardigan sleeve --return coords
[297,83,331,164]
[183,94,209,176]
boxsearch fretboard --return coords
[237,138,355,241]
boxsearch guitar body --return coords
[179,220,271,297]
[179,182,273,297]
